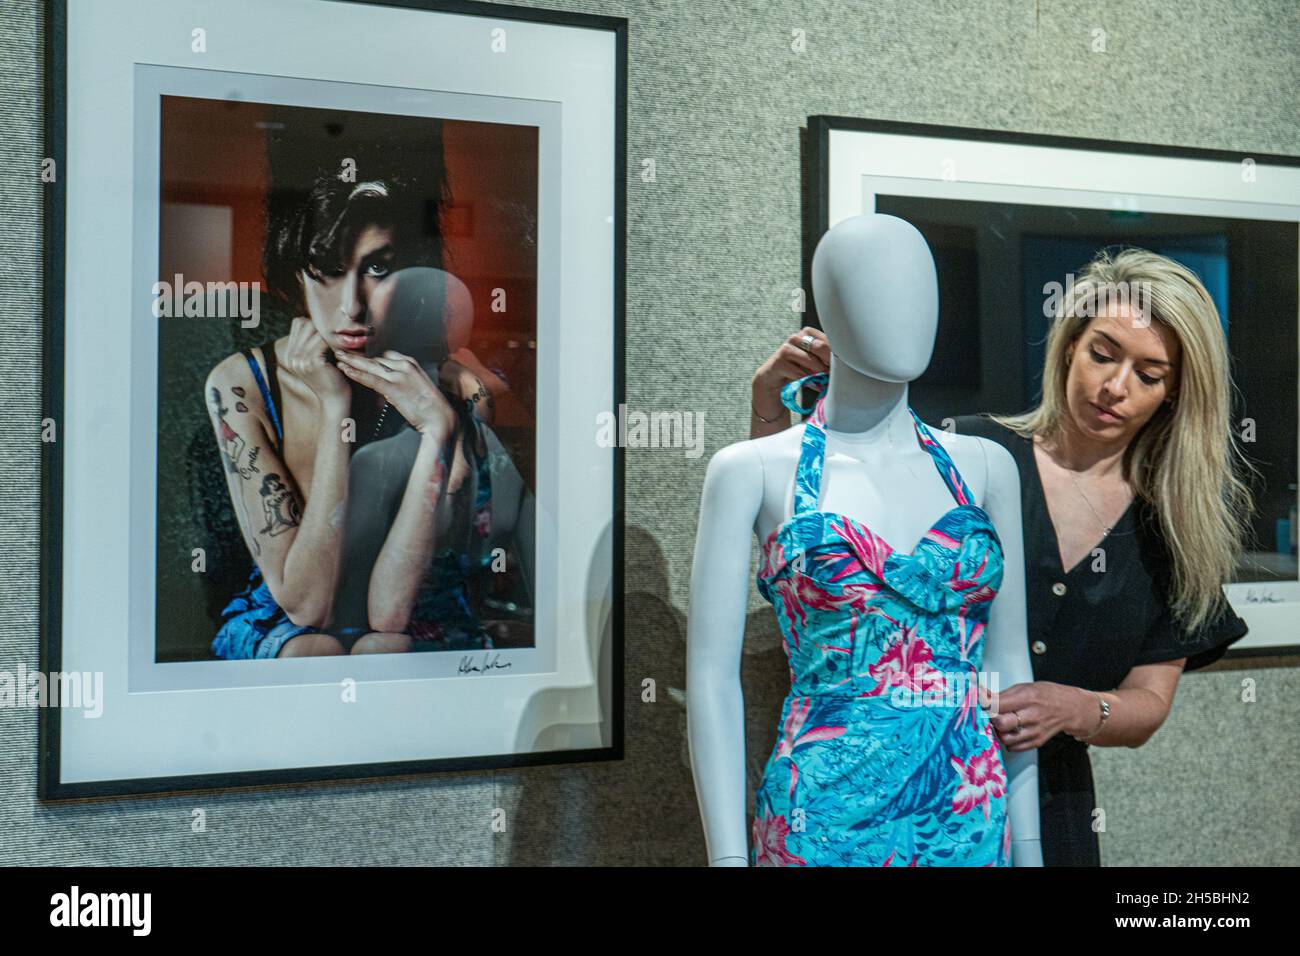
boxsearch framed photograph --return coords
[41,0,626,798]
[806,116,1300,657]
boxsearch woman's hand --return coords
[985,681,1100,752]
[284,317,349,405]
[750,326,831,436]
[334,349,455,439]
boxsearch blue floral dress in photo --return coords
[212,349,495,659]
[751,372,1013,867]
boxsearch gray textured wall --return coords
[3,0,1297,866]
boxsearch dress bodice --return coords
[755,373,1005,699]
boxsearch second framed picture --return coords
[42,0,626,797]
[808,115,1300,658]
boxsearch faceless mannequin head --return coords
[365,266,474,364]
[811,213,939,383]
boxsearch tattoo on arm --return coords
[209,385,261,557]
[209,385,262,478]
[463,378,495,415]
[258,473,301,536]
[424,459,447,509]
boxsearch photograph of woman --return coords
[748,247,1252,865]
[205,172,493,659]
[155,98,538,661]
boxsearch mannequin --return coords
[328,267,535,643]
[687,213,1042,866]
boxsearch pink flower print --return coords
[955,673,996,735]
[808,396,827,428]
[829,517,892,576]
[794,572,876,615]
[752,811,807,867]
[791,572,836,610]
[861,625,947,699]
[955,606,983,662]
[882,848,919,867]
[952,557,997,659]
[759,532,785,580]
[950,550,991,594]
[782,574,869,647]
[950,744,1007,821]
[773,577,806,647]
[776,697,846,800]
[982,712,999,746]
[922,526,962,551]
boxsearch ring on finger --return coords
[797,334,815,353]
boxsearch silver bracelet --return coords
[752,400,784,424]
[1071,692,1110,743]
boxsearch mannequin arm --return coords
[978,441,1044,866]
[686,441,765,866]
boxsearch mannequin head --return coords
[365,266,473,364]
[811,213,939,382]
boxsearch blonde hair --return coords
[992,247,1254,633]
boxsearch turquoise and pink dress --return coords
[751,372,1012,866]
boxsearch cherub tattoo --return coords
[258,473,301,536]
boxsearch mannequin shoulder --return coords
[979,438,1021,490]
[924,426,989,469]
[703,437,761,485]
[702,428,801,497]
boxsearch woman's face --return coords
[1064,303,1181,445]
[299,223,396,353]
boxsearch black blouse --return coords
[951,414,1248,866]
[953,414,1249,687]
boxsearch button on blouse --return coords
[951,415,1248,689]
[946,414,1248,867]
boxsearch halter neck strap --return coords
[783,372,973,516]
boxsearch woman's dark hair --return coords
[262,110,450,315]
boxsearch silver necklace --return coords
[1039,436,1126,537]
[370,401,391,442]
[1067,468,1118,536]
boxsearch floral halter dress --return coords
[751,372,1012,867]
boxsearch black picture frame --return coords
[40,0,628,800]
[802,114,1300,663]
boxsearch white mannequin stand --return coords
[686,213,1043,866]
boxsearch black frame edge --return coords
[803,113,1300,664]
[39,0,629,802]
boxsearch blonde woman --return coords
[749,248,1252,865]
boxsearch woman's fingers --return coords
[335,351,399,381]
[790,327,832,368]
[337,361,381,390]
[779,345,824,378]
[776,328,830,379]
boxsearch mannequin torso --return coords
[685,213,1042,866]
